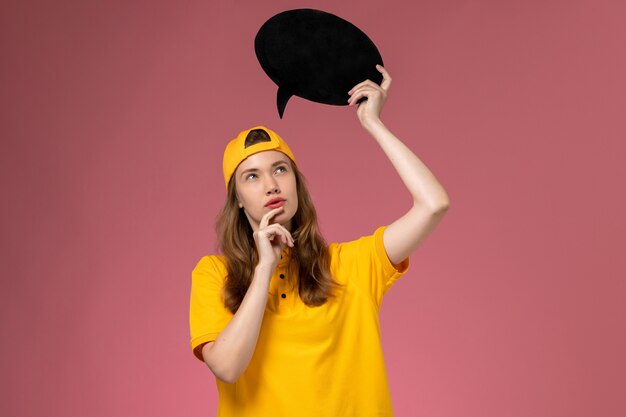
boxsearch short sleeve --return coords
[329,226,410,309]
[189,256,234,361]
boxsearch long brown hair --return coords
[215,133,341,314]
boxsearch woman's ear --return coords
[234,188,243,208]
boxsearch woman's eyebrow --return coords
[240,167,259,174]
[239,160,288,177]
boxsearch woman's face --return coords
[233,150,298,232]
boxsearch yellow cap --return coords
[222,126,298,188]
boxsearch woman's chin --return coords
[276,215,294,231]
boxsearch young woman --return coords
[189,66,450,416]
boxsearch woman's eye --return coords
[245,173,257,181]
[275,166,287,174]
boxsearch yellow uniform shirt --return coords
[189,226,410,417]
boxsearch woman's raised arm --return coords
[347,65,450,265]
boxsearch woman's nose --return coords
[265,178,280,195]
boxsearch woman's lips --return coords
[265,199,286,209]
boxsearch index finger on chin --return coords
[259,206,284,229]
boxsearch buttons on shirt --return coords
[274,267,289,304]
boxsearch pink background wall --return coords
[2,0,625,416]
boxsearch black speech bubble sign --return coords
[255,9,384,118]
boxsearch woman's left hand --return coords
[347,65,392,127]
